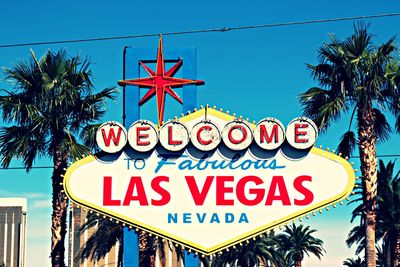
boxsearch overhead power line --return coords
[0,13,399,48]
[0,154,399,170]
[0,166,54,170]
[349,154,400,159]
[0,166,54,171]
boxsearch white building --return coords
[0,198,27,267]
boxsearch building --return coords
[0,198,27,267]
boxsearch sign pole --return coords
[122,44,200,266]
[122,46,140,267]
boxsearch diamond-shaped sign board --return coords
[64,107,355,255]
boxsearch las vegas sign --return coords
[63,107,355,255]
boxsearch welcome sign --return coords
[63,107,355,255]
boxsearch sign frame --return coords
[63,107,355,256]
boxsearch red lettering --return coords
[228,125,248,144]
[265,176,291,205]
[101,128,122,146]
[136,126,150,146]
[168,126,182,145]
[151,176,170,206]
[260,124,279,143]
[123,176,148,206]
[295,123,308,143]
[197,125,212,145]
[216,176,234,205]
[236,176,265,206]
[185,176,214,205]
[293,175,314,205]
[103,176,121,206]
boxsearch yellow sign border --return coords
[64,107,355,255]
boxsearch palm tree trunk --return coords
[50,150,69,267]
[118,238,124,267]
[357,104,378,267]
[117,233,124,267]
[139,231,155,267]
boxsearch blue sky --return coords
[0,1,400,266]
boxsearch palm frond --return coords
[0,125,46,170]
[346,225,365,255]
[299,87,347,130]
[396,114,400,134]
[79,123,101,151]
[372,108,392,143]
[48,133,90,160]
[337,131,356,158]
[0,90,43,125]
[344,22,373,61]
[343,256,365,267]
[77,213,123,263]
[69,87,118,131]
[376,35,397,61]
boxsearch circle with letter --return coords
[286,117,318,149]
[191,120,221,151]
[254,118,285,150]
[96,121,127,153]
[159,121,190,151]
[128,120,159,152]
[222,120,253,150]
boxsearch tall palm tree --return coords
[0,50,117,267]
[277,224,325,267]
[343,257,365,267]
[347,160,400,266]
[211,232,285,267]
[299,23,400,267]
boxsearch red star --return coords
[118,35,204,125]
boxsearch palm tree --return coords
[376,161,400,267]
[78,213,167,267]
[0,50,117,267]
[299,23,400,267]
[347,160,400,266]
[211,232,285,267]
[277,224,325,267]
[77,213,124,266]
[343,257,365,267]
[342,246,385,267]
[138,231,167,267]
